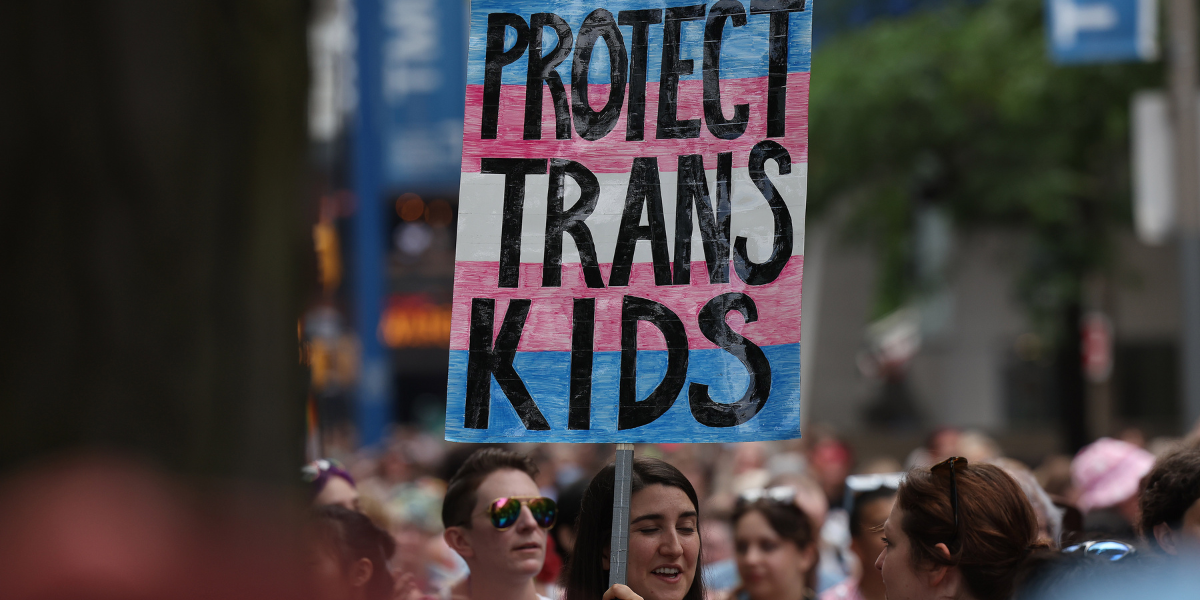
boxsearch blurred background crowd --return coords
[304,421,1200,599]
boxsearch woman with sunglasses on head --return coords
[726,488,819,600]
[562,457,706,600]
[875,457,1047,600]
[820,477,900,600]
[305,458,362,512]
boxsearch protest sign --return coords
[446,0,812,443]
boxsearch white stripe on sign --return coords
[456,162,807,264]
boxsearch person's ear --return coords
[602,544,611,570]
[349,557,373,588]
[795,543,818,574]
[926,543,952,588]
[1153,522,1179,555]
[444,526,475,559]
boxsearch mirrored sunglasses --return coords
[1062,540,1136,561]
[488,496,557,530]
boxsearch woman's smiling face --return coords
[623,484,700,600]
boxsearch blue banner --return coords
[382,0,468,191]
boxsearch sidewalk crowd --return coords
[303,423,1200,600]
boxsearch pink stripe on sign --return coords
[462,73,810,174]
[449,258,803,352]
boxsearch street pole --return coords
[1168,0,1200,430]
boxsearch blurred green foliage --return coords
[809,0,1161,338]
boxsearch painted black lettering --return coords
[656,5,706,139]
[525,13,573,140]
[544,159,605,288]
[689,292,772,427]
[465,298,551,430]
[481,158,548,287]
[749,0,806,137]
[571,10,628,141]
[703,1,750,140]
[568,298,596,430]
[716,151,734,279]
[483,13,530,139]
[618,295,689,430]
[673,154,730,285]
[733,141,793,285]
[611,157,672,286]
[618,9,663,141]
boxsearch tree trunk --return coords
[0,1,310,484]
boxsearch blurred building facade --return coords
[803,223,1184,460]
[310,0,1191,456]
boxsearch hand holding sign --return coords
[602,584,644,600]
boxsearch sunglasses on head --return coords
[737,486,795,507]
[486,496,557,530]
[1063,540,1136,561]
[302,458,348,484]
[845,472,904,494]
[842,472,904,515]
[930,456,968,540]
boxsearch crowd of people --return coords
[302,426,1200,600]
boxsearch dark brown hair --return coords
[309,505,396,600]
[897,462,1043,600]
[562,457,706,600]
[731,497,817,590]
[441,447,539,529]
[850,487,898,538]
[731,498,815,550]
[1139,446,1200,551]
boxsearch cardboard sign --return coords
[445,0,811,443]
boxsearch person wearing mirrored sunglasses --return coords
[442,448,557,600]
[875,457,1046,600]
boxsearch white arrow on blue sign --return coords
[1046,0,1158,64]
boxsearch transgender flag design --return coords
[446,0,811,443]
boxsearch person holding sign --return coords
[441,448,557,600]
[562,458,705,600]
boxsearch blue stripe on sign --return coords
[466,0,813,86]
[444,344,801,443]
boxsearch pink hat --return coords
[1071,437,1155,513]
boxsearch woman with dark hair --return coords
[307,504,397,600]
[875,457,1046,600]
[304,458,361,511]
[563,457,706,600]
[729,492,818,600]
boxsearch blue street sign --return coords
[354,0,393,447]
[381,0,468,193]
[1046,0,1158,64]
